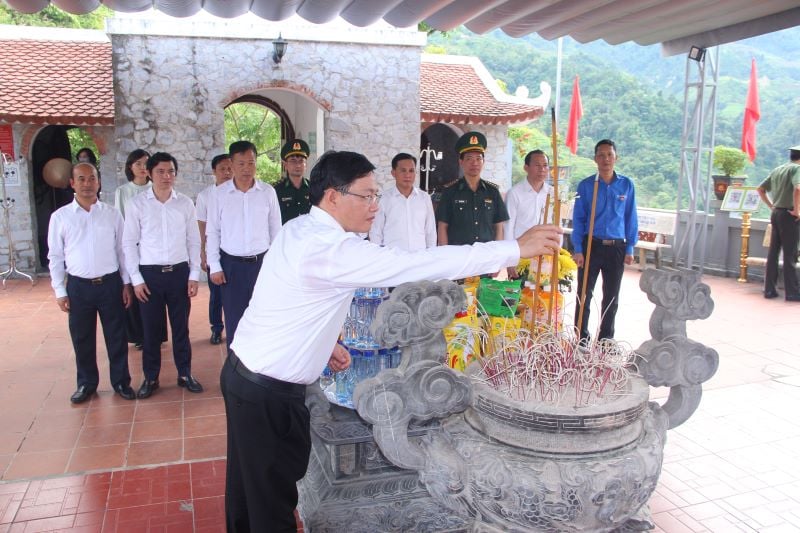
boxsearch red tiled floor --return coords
[68,444,128,472]
[2,271,800,531]
[126,440,182,468]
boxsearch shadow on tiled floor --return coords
[1,268,799,532]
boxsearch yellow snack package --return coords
[444,314,481,371]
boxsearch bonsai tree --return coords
[713,145,748,176]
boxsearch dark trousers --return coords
[220,355,310,532]
[125,296,168,344]
[208,274,224,334]
[765,208,799,297]
[139,263,192,380]
[574,240,626,340]
[66,272,130,389]
[220,251,264,347]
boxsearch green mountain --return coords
[429,26,800,211]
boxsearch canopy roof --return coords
[7,0,800,56]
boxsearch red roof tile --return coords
[0,39,114,126]
[420,60,543,125]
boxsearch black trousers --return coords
[66,272,130,389]
[574,240,626,340]
[208,274,224,335]
[139,263,192,380]
[220,251,264,347]
[220,355,310,533]
[125,296,168,344]
[765,208,799,297]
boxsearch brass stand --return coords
[737,212,751,283]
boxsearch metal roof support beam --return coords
[673,46,718,273]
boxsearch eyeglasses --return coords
[337,188,382,205]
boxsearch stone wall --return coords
[109,22,423,198]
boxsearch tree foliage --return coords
[0,3,112,29]
[224,103,282,184]
[428,26,800,212]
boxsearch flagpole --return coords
[577,174,599,339]
[547,108,561,327]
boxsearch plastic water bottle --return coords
[319,365,333,391]
[361,348,377,380]
[335,368,354,406]
[378,348,391,372]
[390,346,402,368]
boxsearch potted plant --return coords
[712,145,748,200]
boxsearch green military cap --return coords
[455,131,487,155]
[281,139,310,160]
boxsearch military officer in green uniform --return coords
[436,131,509,246]
[274,139,311,224]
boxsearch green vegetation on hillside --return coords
[429,26,800,212]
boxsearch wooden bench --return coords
[560,203,676,269]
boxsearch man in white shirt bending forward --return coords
[221,150,562,531]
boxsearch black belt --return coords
[592,237,626,246]
[140,262,188,273]
[221,250,266,263]
[68,271,119,285]
[228,351,305,398]
[775,207,791,211]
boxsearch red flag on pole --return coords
[565,75,583,155]
[741,58,760,162]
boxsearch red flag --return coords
[741,58,760,162]
[565,76,583,155]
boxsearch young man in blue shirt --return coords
[572,139,638,341]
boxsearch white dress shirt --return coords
[231,206,520,385]
[368,186,436,251]
[205,179,282,274]
[122,188,201,286]
[195,183,214,223]
[504,180,554,240]
[47,199,130,299]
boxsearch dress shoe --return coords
[786,294,800,302]
[134,342,143,350]
[177,375,204,393]
[210,332,222,345]
[764,290,779,299]
[137,379,159,399]
[114,383,136,400]
[70,385,96,404]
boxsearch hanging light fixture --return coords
[688,46,706,62]
[272,33,288,64]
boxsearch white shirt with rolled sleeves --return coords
[205,179,282,274]
[121,188,201,286]
[368,186,436,251]
[504,181,554,240]
[230,206,521,385]
[47,200,130,299]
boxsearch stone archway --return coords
[420,123,461,193]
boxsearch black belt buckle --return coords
[242,255,258,263]
[161,265,174,273]
[90,276,104,285]
[601,239,614,246]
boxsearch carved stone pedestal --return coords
[298,272,718,532]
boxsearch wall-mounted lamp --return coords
[688,46,706,62]
[272,34,288,64]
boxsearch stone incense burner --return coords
[299,269,717,532]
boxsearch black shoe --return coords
[137,379,159,399]
[210,332,222,345]
[177,375,204,393]
[786,295,800,302]
[134,342,143,350]
[70,385,96,404]
[764,291,779,299]
[114,383,136,400]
